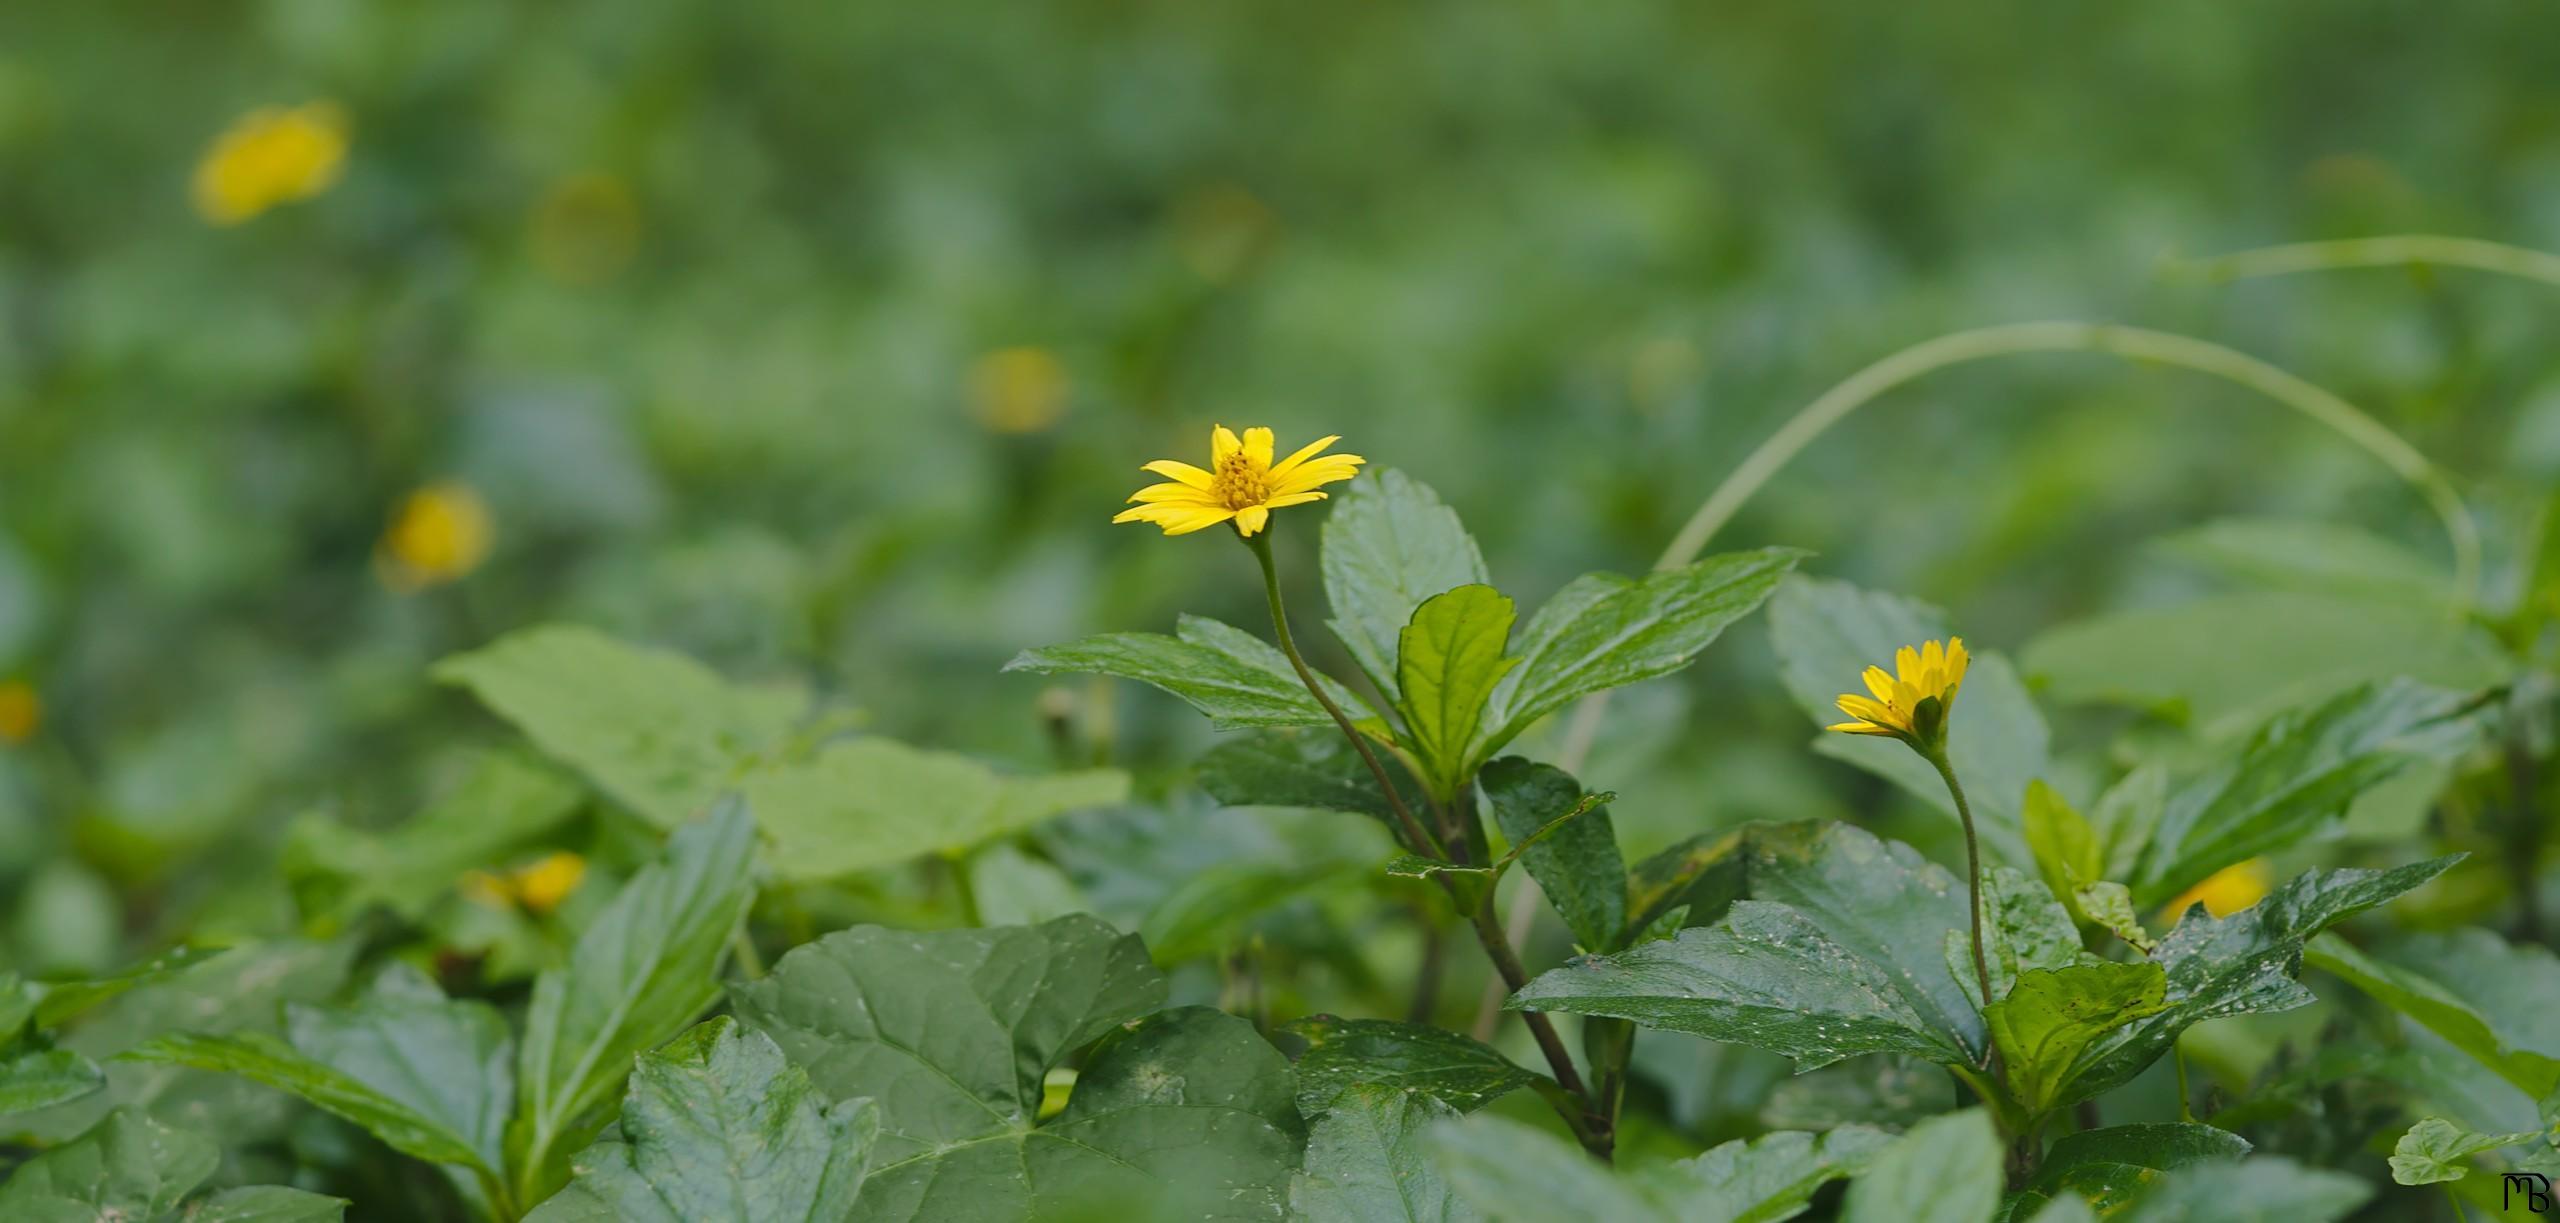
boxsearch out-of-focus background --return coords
[3,0,2559,973]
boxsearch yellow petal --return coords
[1836,694,1896,725]
[1234,505,1270,536]
[1240,427,1274,469]
[1260,490,1328,509]
[1922,639,1945,675]
[1162,506,1240,535]
[1895,645,1922,683]
[1211,425,1242,465]
[1271,453,1365,495]
[1828,720,1899,735]
[1141,459,1213,489]
[1268,434,1340,478]
[1892,677,1922,712]
[1127,482,1219,505]
[1947,638,1970,688]
[1863,666,1897,702]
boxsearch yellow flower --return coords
[1828,637,1970,744]
[969,347,1070,434]
[1113,426,1364,537]
[192,102,350,226]
[2163,857,2273,920]
[460,852,588,916]
[377,482,493,593]
[0,680,39,745]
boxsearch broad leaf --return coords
[1511,821,1983,1071]
[1484,548,1801,749]
[1953,865,2084,1008]
[1429,1111,1884,1222]
[1282,1016,1541,1117]
[2389,1117,2540,1186]
[1006,614,1371,730]
[2110,1158,2369,1222]
[0,1050,105,1115]
[743,738,1126,880]
[25,947,229,1032]
[1323,468,1493,699]
[1290,1084,1471,1223]
[1841,1108,2003,1223]
[515,799,759,1199]
[525,1019,876,1222]
[1768,576,2041,865]
[1197,730,1422,826]
[1999,1123,2250,1221]
[1397,585,1517,795]
[1984,962,2169,1115]
[1481,758,1626,952]
[2305,928,2560,1099]
[2022,781,2101,928]
[2156,517,2452,607]
[187,1186,351,1221]
[437,625,807,828]
[0,1108,217,1221]
[1678,1128,1894,1223]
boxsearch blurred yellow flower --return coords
[377,482,493,593]
[1114,426,1364,537]
[531,172,642,285]
[0,680,39,745]
[192,102,349,226]
[2163,857,2273,920]
[461,851,588,917]
[969,347,1070,434]
[1829,638,1969,744]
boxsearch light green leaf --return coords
[2388,1117,2540,1186]
[1984,962,2169,1115]
[1678,1127,1894,1223]
[1006,614,1371,730]
[2156,517,2452,607]
[1196,730,1422,827]
[186,1185,351,1221]
[2074,882,2154,954]
[516,799,759,1202]
[2111,1158,2369,1222]
[1769,576,2041,866]
[1511,821,1983,1071]
[1290,1084,1472,1223]
[966,845,1090,928]
[1485,549,1801,750]
[1429,1112,1882,1222]
[525,1019,876,1223]
[1842,1108,2003,1223]
[1324,469,1493,700]
[0,1051,105,1116]
[1999,1123,2250,1221]
[437,625,807,828]
[743,737,1125,880]
[0,1109,218,1221]
[283,752,584,925]
[120,1027,488,1172]
[1282,1016,1541,1117]
[2022,781,2101,926]
[26,947,230,1033]
[1481,758,1626,952]
[2305,928,2560,1099]
[1141,854,1364,962]
[1397,585,1517,795]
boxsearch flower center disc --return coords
[1212,454,1270,509]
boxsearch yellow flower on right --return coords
[1828,637,1969,746]
[2163,857,2273,919]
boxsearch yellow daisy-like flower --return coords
[377,482,494,593]
[1828,637,1969,744]
[460,851,589,917]
[192,102,350,226]
[2162,857,2273,920]
[1113,425,1364,537]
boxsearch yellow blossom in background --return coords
[192,102,349,226]
[2163,857,2273,919]
[1829,638,1969,744]
[1114,425,1364,537]
[969,347,1070,434]
[0,680,39,745]
[531,171,642,285]
[460,852,588,916]
[377,482,493,593]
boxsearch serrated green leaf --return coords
[1985,962,2169,1114]
[515,799,759,1203]
[1397,585,1517,795]
[437,625,807,828]
[1428,1111,1884,1222]
[1282,1016,1541,1117]
[1962,865,2083,1007]
[1322,469,1493,700]
[1481,758,1626,952]
[1769,576,2041,866]
[1006,614,1371,730]
[0,1050,104,1116]
[1484,549,1801,750]
[1196,730,1422,826]
[2111,1158,2369,1222]
[742,737,1126,880]
[0,1109,218,1221]
[1290,1084,1471,1223]
[2388,1117,2540,1186]
[2305,929,2560,1099]
[1511,821,1983,1071]
[1999,1122,2250,1221]
[524,1019,875,1223]
[1842,1108,2002,1223]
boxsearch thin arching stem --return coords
[2171,234,2560,291]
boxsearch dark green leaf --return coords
[1431,1110,1886,1223]
[1984,962,2169,1114]
[120,1029,488,1171]
[1397,585,1517,795]
[524,1019,876,1223]
[1622,829,1747,942]
[1322,468,1492,699]
[1679,1127,1893,1223]
[1759,1056,1955,1133]
[1484,549,1801,750]
[1481,758,1626,952]
[2112,1158,2369,1222]
[0,1109,218,1221]
[0,1051,104,1116]
[1282,1016,1541,1117]
[2305,929,2560,1099]
[2000,1123,2250,1221]
[1841,1108,2003,1223]
[1005,614,1372,731]
[1197,730,1420,826]
[1289,1084,1471,1223]
[743,738,1126,880]
[186,1185,351,1221]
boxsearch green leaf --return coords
[0,1050,104,1115]
[2304,929,2560,1099]
[1141,855,1363,962]
[0,1109,218,1221]
[283,752,584,925]
[1484,548,1801,750]
[742,737,1126,880]
[732,916,1300,1221]
[1006,614,1370,731]
[1999,1123,2250,1221]
[1760,1056,1955,1133]
[1621,829,1747,943]
[1197,730,1421,826]
[437,625,807,828]
[2156,517,2453,607]
[1322,468,1493,699]
[516,798,759,1201]
[1282,1016,1541,1117]
[1968,865,2085,1006]
[524,1019,876,1223]
[2074,882,2154,954]
[1679,1128,1894,1223]
[1511,821,1983,1072]
[2022,781,2101,926]
[1768,576,2041,865]
[186,1185,351,1221]
[2130,680,2480,907]
[120,1026,489,1172]
[1481,758,1626,952]
[1397,585,1518,795]
[966,845,1091,928]
[2388,1117,2541,1186]
[2110,1158,2369,1222]
[1290,1084,1471,1223]
[1427,1111,1885,1222]
[25,947,229,1033]
[1984,962,2169,1115]
[1842,1108,2003,1223]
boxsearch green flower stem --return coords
[1243,528,1610,1159]
[1924,747,1998,1059]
